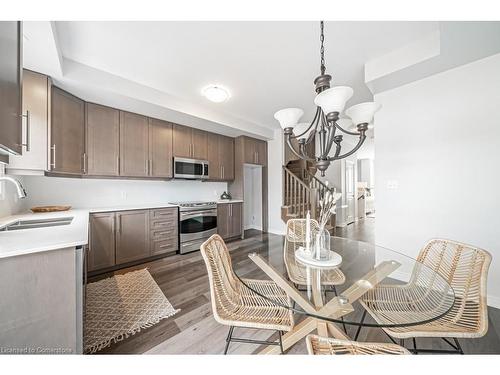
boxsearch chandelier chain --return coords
[320,21,325,75]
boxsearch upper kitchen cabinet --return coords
[149,118,173,178]
[0,21,23,156]
[192,128,208,160]
[119,111,149,177]
[7,70,49,174]
[86,103,120,176]
[219,135,235,180]
[208,132,234,181]
[50,86,85,175]
[242,136,267,166]
[172,124,208,160]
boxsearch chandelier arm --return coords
[329,132,367,161]
[335,122,361,136]
[289,107,320,141]
[324,126,338,157]
[299,142,315,161]
[285,135,314,161]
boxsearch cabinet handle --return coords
[20,111,30,151]
[82,153,87,174]
[117,215,121,234]
[149,159,153,176]
[50,144,56,169]
[230,204,232,217]
[117,156,120,173]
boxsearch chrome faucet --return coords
[0,176,27,199]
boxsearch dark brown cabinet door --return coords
[0,21,22,155]
[119,111,149,177]
[51,86,85,174]
[172,124,192,158]
[256,139,267,166]
[230,203,243,238]
[86,103,119,176]
[219,135,234,180]
[217,204,231,239]
[243,136,257,164]
[88,213,116,272]
[192,128,208,160]
[149,118,173,178]
[207,132,221,180]
[115,210,150,265]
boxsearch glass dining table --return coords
[234,235,455,354]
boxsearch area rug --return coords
[84,269,179,353]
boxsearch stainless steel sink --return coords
[0,217,73,231]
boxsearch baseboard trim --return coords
[488,295,500,309]
[267,226,286,235]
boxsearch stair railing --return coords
[283,166,318,219]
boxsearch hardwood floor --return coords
[88,220,500,354]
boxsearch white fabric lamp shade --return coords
[274,108,304,129]
[314,86,353,114]
[293,122,314,138]
[345,102,381,125]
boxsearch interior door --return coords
[149,118,173,178]
[119,111,149,177]
[115,210,150,264]
[86,103,120,176]
[345,160,356,225]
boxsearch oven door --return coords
[174,157,208,179]
[179,209,217,242]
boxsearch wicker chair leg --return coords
[224,326,234,355]
[354,310,367,341]
[413,338,418,354]
[453,338,464,355]
[278,331,284,354]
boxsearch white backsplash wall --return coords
[19,176,228,210]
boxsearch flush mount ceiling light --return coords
[202,85,230,103]
[274,21,381,176]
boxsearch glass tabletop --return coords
[234,235,455,328]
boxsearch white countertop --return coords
[0,200,244,259]
[0,209,90,259]
[89,203,178,213]
[217,199,244,204]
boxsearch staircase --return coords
[281,159,336,233]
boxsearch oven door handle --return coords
[181,211,217,219]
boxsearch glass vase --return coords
[314,227,331,260]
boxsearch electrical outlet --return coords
[387,180,399,190]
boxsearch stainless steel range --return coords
[169,201,217,254]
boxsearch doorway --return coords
[243,164,263,231]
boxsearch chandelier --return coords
[274,21,381,176]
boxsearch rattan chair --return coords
[200,234,294,354]
[358,239,492,354]
[306,334,410,355]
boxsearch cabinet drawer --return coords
[150,207,178,220]
[151,228,177,241]
[150,218,177,230]
[151,239,178,255]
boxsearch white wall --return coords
[19,176,228,210]
[267,129,285,235]
[375,52,500,307]
[0,167,26,217]
[243,165,262,230]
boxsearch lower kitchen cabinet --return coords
[88,207,178,274]
[115,210,150,265]
[88,212,116,272]
[217,202,242,240]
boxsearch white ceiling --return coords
[45,21,437,136]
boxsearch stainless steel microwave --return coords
[173,157,209,180]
